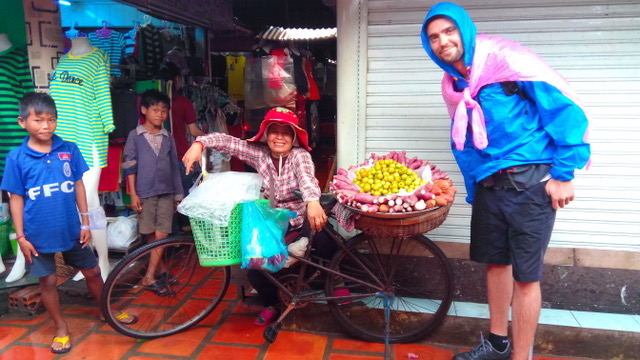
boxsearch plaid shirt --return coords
[197,133,320,229]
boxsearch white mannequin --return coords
[4,246,26,283]
[0,33,11,52]
[73,145,110,281]
[70,36,94,56]
[3,197,26,283]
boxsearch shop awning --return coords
[257,26,337,41]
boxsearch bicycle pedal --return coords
[263,324,279,343]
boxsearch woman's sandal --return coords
[51,335,71,354]
[254,307,279,326]
[334,288,352,305]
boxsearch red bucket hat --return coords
[248,107,311,151]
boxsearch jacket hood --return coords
[420,2,476,79]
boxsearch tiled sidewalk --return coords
[0,282,586,360]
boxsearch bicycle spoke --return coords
[101,236,231,339]
[326,234,453,343]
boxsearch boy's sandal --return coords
[145,281,170,296]
[51,335,72,354]
[254,308,279,326]
[115,312,138,325]
[155,272,177,284]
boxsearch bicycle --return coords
[100,193,454,344]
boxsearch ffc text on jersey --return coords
[28,181,75,200]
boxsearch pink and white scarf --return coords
[442,34,587,151]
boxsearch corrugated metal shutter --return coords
[362,0,640,251]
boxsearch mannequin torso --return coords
[0,33,12,52]
[70,37,95,56]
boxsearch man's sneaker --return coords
[453,336,512,360]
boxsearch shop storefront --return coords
[0,0,338,295]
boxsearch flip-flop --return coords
[115,312,138,325]
[51,335,71,354]
[254,308,279,326]
[101,311,138,325]
[334,288,352,305]
[145,281,170,296]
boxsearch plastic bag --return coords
[178,171,262,226]
[284,236,308,268]
[241,199,297,272]
[262,55,297,108]
[244,56,266,109]
[107,215,138,250]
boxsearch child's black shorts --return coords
[28,241,98,278]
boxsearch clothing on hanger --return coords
[95,21,113,39]
[88,25,125,76]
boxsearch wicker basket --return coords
[190,204,243,266]
[353,202,452,238]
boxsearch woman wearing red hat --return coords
[183,107,335,325]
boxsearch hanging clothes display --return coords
[0,46,34,179]
[226,54,246,101]
[123,25,138,56]
[50,46,115,168]
[303,56,320,101]
[88,22,125,76]
[135,22,163,79]
[182,79,240,135]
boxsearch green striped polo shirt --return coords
[0,46,34,178]
[50,47,115,168]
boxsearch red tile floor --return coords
[0,280,586,360]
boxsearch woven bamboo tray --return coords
[351,202,452,238]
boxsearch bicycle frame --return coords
[258,214,386,306]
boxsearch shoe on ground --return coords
[453,337,512,360]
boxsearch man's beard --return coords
[440,47,463,64]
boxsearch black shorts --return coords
[28,240,98,278]
[470,171,556,283]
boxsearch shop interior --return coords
[60,0,338,188]
[0,0,337,289]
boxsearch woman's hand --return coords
[182,142,204,175]
[306,201,327,232]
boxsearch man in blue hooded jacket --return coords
[421,3,590,360]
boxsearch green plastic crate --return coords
[190,204,242,267]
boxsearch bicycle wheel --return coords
[100,235,230,339]
[325,233,453,343]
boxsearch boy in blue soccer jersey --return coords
[0,93,137,354]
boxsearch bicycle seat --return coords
[319,193,338,210]
[293,189,337,210]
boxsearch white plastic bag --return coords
[107,216,138,250]
[284,236,309,268]
[178,171,263,226]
